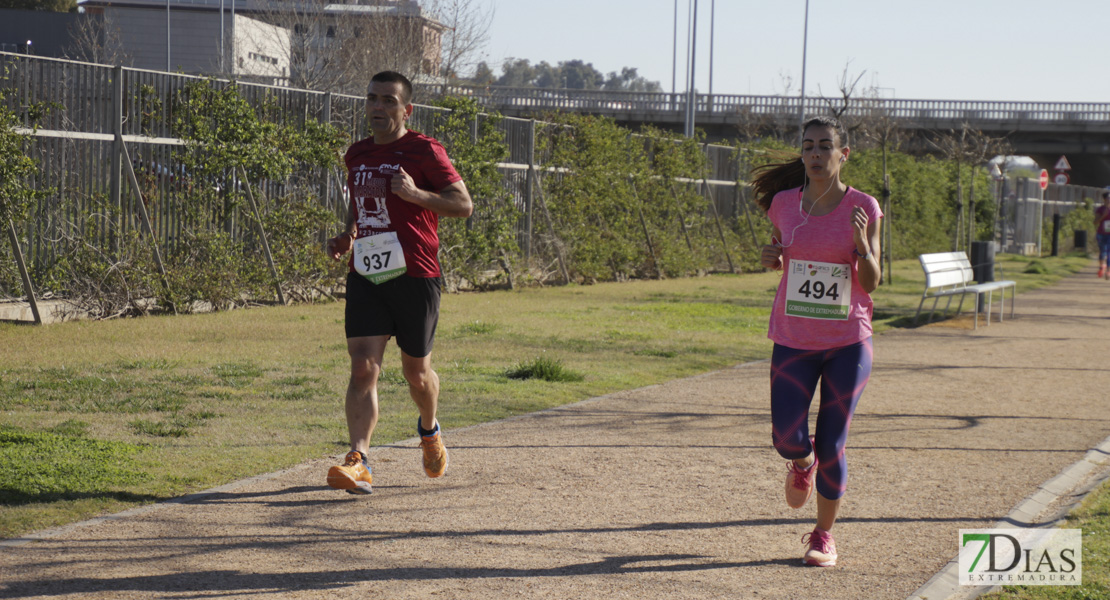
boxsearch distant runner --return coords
[1094,190,1110,280]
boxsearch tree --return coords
[62,13,132,66]
[431,0,493,82]
[470,61,495,86]
[818,62,867,131]
[530,61,560,88]
[487,59,660,91]
[928,125,1010,251]
[852,85,908,284]
[558,60,603,90]
[496,58,535,87]
[0,0,76,11]
[602,67,661,93]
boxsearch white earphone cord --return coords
[778,173,837,249]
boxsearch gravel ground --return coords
[2,265,1109,600]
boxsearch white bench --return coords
[915,251,1016,329]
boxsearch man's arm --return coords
[326,197,358,260]
[391,167,474,218]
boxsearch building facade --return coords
[76,0,445,92]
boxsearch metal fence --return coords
[0,52,745,272]
[997,177,1104,256]
[0,52,745,307]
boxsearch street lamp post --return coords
[797,0,809,145]
[671,0,677,96]
[684,0,698,138]
[708,0,714,97]
[989,162,1005,245]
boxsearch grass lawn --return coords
[0,252,1094,552]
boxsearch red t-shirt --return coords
[344,130,462,278]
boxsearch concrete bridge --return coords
[425,85,1110,186]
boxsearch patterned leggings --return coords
[770,338,873,500]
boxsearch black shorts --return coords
[345,272,441,357]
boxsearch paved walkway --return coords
[3,267,1110,600]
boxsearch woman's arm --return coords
[852,207,882,293]
[761,226,784,270]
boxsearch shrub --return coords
[505,356,584,382]
[428,96,520,290]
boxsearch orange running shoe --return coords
[1099,266,1105,279]
[420,426,449,478]
[784,436,818,508]
[327,451,372,494]
[785,459,817,508]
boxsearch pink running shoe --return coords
[784,437,817,509]
[802,527,837,567]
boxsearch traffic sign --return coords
[1054,155,1072,171]
[1054,173,1069,185]
[1039,169,1049,190]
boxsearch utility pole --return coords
[671,0,677,96]
[708,0,714,96]
[797,0,810,144]
[684,0,698,138]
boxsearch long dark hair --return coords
[750,116,849,212]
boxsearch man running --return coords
[324,71,473,494]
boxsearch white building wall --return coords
[233,14,289,84]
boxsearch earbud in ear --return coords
[839,155,846,163]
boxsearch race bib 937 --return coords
[353,232,407,284]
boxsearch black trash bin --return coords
[1075,230,1088,253]
[970,241,995,313]
[969,241,995,283]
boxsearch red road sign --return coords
[1039,169,1049,190]
[1054,173,1069,185]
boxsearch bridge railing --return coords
[421,85,1110,124]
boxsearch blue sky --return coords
[481,0,1106,103]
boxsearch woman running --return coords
[753,116,883,567]
[1093,190,1110,280]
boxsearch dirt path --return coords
[3,266,1110,600]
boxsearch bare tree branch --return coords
[429,0,493,82]
[62,11,132,66]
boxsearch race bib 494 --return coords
[784,259,852,320]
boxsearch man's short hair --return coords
[368,71,413,104]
